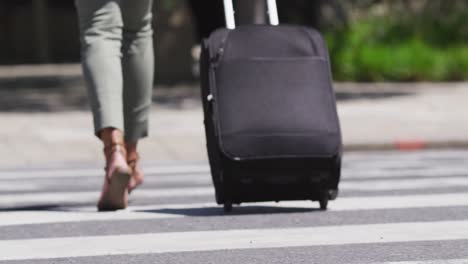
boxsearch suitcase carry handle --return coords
[223,0,279,29]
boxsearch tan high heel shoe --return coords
[127,151,144,193]
[97,129,132,211]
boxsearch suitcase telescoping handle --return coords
[223,0,279,29]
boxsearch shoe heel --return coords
[97,168,131,211]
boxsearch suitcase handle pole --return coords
[223,0,279,29]
[223,0,236,29]
[266,0,279,26]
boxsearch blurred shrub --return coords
[323,0,468,81]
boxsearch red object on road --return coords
[395,140,427,150]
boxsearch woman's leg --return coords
[75,0,131,210]
[120,0,154,191]
[75,0,125,137]
[121,0,154,142]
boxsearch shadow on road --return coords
[0,203,321,216]
[0,76,414,112]
[0,76,88,112]
[0,204,64,212]
[138,205,322,216]
[335,90,411,101]
[0,202,99,212]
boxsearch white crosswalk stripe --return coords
[344,167,468,179]
[0,164,210,179]
[340,177,468,191]
[0,187,214,208]
[2,176,468,208]
[1,165,467,180]
[2,220,468,261]
[1,192,468,227]
[372,259,468,264]
[0,210,183,227]
[0,150,467,263]
[0,183,41,192]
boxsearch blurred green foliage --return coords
[324,0,468,81]
[158,0,468,81]
[161,0,178,11]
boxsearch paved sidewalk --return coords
[0,64,467,167]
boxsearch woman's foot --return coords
[97,128,132,211]
[126,142,144,193]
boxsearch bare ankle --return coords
[126,141,138,154]
[99,127,129,170]
[100,127,123,142]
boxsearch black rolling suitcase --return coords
[200,0,342,212]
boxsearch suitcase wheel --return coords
[224,201,233,212]
[319,198,328,210]
[319,191,329,210]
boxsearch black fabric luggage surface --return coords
[200,24,342,212]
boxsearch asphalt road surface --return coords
[1,150,468,263]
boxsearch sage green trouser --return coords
[75,0,154,142]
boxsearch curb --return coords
[344,140,468,152]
